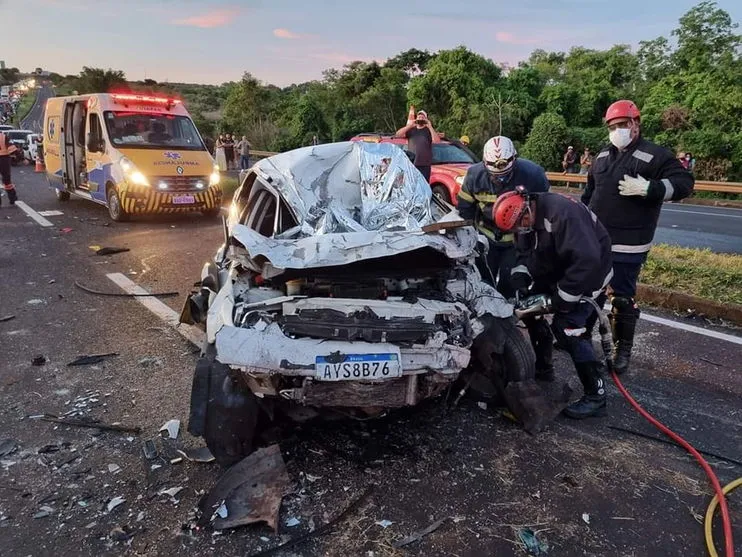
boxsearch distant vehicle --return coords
[25,133,43,162]
[350,133,479,204]
[4,129,34,164]
[43,92,222,221]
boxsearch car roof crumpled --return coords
[252,141,433,234]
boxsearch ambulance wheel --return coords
[107,186,129,222]
[56,189,70,201]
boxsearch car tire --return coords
[106,186,129,222]
[55,189,70,201]
[468,315,536,400]
[431,184,451,204]
[204,363,260,468]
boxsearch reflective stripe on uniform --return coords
[511,264,531,277]
[596,151,609,159]
[543,218,552,233]
[612,242,652,254]
[662,178,674,200]
[557,286,583,303]
[457,189,475,203]
[473,192,499,203]
[632,150,654,163]
[591,268,614,298]
[475,223,513,243]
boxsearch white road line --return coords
[663,208,742,219]
[15,201,54,227]
[640,312,742,345]
[106,273,206,347]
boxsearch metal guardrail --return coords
[546,172,742,195]
[248,150,742,196]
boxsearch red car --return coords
[350,133,479,205]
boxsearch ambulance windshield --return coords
[104,111,205,150]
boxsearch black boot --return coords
[6,188,17,206]
[611,297,639,375]
[527,316,554,382]
[563,361,606,419]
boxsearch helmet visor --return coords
[485,156,515,176]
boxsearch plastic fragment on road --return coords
[159,487,184,498]
[27,299,44,305]
[107,496,125,512]
[286,517,300,527]
[518,528,549,555]
[197,444,290,532]
[108,464,121,474]
[159,419,180,440]
[393,516,450,548]
[96,247,130,256]
[581,513,590,525]
[0,439,18,457]
[142,439,158,460]
[376,520,393,529]
[0,314,16,322]
[177,446,215,463]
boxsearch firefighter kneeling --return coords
[493,188,614,419]
[0,131,18,206]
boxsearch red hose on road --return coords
[611,370,735,557]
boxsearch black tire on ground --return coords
[468,315,536,399]
[106,186,129,222]
[431,184,452,204]
[56,189,70,201]
[204,362,260,468]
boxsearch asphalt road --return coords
[656,203,742,254]
[20,84,55,133]
[0,169,740,556]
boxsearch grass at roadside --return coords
[14,92,37,127]
[221,175,240,202]
[641,244,742,305]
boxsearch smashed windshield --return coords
[104,111,205,150]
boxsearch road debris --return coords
[27,299,44,305]
[38,414,141,434]
[107,496,125,512]
[393,516,450,548]
[159,419,180,439]
[31,355,47,366]
[142,440,158,460]
[0,439,18,457]
[582,513,591,525]
[140,357,164,368]
[285,517,300,527]
[519,528,549,555]
[67,353,119,366]
[33,506,54,519]
[0,315,15,323]
[74,280,179,298]
[197,444,290,532]
[96,247,130,256]
[248,487,373,557]
[109,525,133,542]
[376,520,393,529]
[159,487,184,498]
[108,464,121,474]
[177,446,215,463]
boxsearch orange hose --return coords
[611,370,735,556]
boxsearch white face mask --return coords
[609,127,633,149]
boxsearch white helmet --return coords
[483,136,517,176]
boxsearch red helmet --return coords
[492,189,528,232]
[604,100,640,123]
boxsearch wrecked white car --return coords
[181,141,546,466]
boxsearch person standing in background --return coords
[580,147,593,175]
[223,134,235,170]
[236,135,252,170]
[395,108,441,182]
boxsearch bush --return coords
[521,112,569,171]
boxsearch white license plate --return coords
[314,353,402,381]
[172,194,195,205]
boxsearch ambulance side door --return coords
[85,111,108,202]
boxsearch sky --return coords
[2,0,740,87]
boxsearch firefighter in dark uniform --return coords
[494,188,614,419]
[457,136,550,298]
[581,100,694,374]
[0,131,19,206]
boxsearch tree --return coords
[385,48,434,76]
[672,1,741,72]
[636,37,672,83]
[75,67,127,93]
[0,67,20,86]
[521,112,569,171]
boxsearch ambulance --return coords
[43,93,222,221]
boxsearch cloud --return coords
[171,8,239,28]
[273,28,312,40]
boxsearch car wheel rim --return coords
[109,193,120,219]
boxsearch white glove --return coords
[618,174,650,197]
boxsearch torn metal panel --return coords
[251,141,433,234]
[214,323,471,377]
[230,222,479,272]
[197,444,290,532]
[282,297,470,322]
[446,268,514,320]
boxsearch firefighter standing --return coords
[0,131,19,206]
[457,136,550,297]
[581,100,694,374]
[493,188,614,419]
